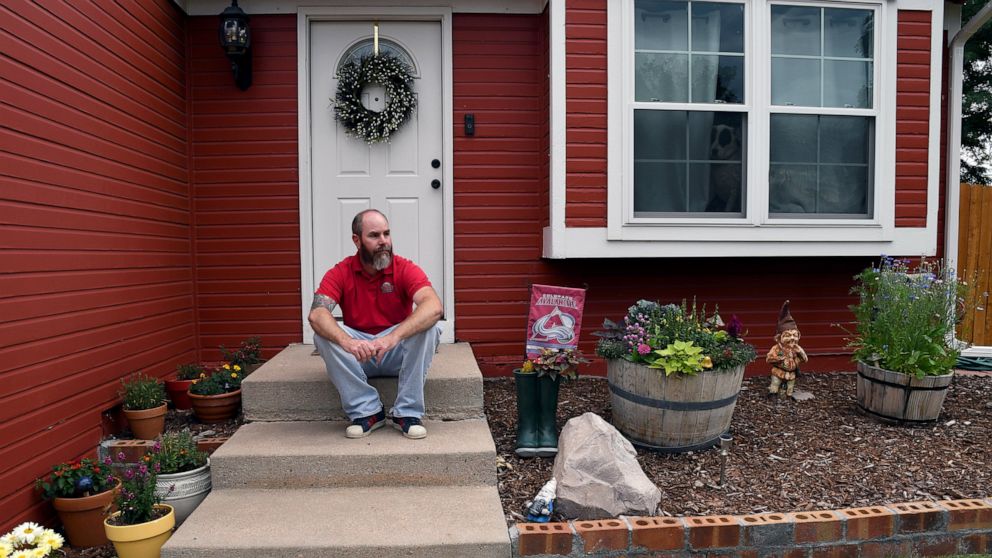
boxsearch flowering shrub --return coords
[151,430,208,475]
[189,364,243,396]
[175,363,206,381]
[0,522,64,558]
[219,336,263,371]
[847,257,971,377]
[119,373,166,411]
[35,457,116,501]
[595,299,756,376]
[519,348,589,381]
[106,451,164,526]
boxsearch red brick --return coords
[860,540,913,558]
[737,550,808,558]
[517,522,572,556]
[196,436,229,455]
[888,501,947,533]
[106,439,155,463]
[789,511,844,543]
[573,519,628,552]
[686,515,740,549]
[630,516,685,551]
[958,532,992,554]
[809,545,859,558]
[840,506,896,540]
[913,535,958,557]
[739,513,794,547]
[936,499,992,530]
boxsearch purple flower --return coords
[726,315,744,338]
[637,343,651,355]
[104,456,113,466]
[138,464,148,475]
[153,441,162,452]
[124,468,135,480]
[154,463,161,473]
[117,451,126,461]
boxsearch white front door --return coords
[308,20,445,329]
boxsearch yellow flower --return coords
[521,361,534,373]
[199,373,207,378]
[231,373,238,378]
[233,365,241,372]
[191,379,198,384]
[223,364,231,370]
[701,356,713,369]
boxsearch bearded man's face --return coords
[354,212,393,271]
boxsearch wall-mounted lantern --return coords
[218,0,251,90]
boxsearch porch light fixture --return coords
[219,0,251,90]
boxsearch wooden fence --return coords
[957,182,991,345]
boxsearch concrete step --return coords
[161,486,511,558]
[243,343,484,422]
[210,419,497,489]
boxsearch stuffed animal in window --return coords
[766,300,808,399]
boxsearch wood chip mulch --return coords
[485,373,992,524]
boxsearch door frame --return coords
[297,6,455,344]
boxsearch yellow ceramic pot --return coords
[104,504,175,558]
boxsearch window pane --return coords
[769,164,818,214]
[635,0,688,51]
[691,55,744,103]
[771,58,820,106]
[819,166,870,215]
[688,112,743,161]
[636,53,688,102]
[635,163,688,212]
[635,110,686,160]
[770,114,817,163]
[823,60,872,108]
[820,116,872,164]
[771,5,820,56]
[692,2,744,53]
[824,9,873,59]
[690,162,743,213]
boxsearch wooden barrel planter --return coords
[856,361,953,424]
[607,359,745,453]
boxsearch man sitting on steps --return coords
[309,209,443,440]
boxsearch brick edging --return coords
[512,499,992,557]
[102,436,230,462]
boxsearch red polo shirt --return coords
[316,254,432,334]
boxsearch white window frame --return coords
[607,0,896,244]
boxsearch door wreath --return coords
[333,53,417,144]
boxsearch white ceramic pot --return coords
[155,459,211,526]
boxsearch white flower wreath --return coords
[333,53,417,144]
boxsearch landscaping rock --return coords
[551,412,661,519]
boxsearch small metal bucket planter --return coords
[155,459,211,526]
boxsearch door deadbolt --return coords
[431,159,441,169]
[431,179,441,189]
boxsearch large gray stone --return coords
[552,412,661,519]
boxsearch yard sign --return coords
[525,284,586,358]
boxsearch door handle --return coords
[431,179,441,190]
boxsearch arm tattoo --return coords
[311,294,338,313]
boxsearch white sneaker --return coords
[390,416,427,439]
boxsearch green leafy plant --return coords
[595,299,756,375]
[105,451,162,526]
[152,430,207,475]
[219,336,263,371]
[175,363,205,381]
[846,256,972,378]
[119,373,166,411]
[35,457,117,501]
[189,364,243,396]
[518,347,589,381]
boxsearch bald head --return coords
[352,209,388,236]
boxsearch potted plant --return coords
[595,299,756,452]
[150,430,211,526]
[35,457,117,547]
[120,373,168,440]
[847,257,971,424]
[1,521,66,556]
[188,364,243,423]
[514,347,588,458]
[165,363,205,410]
[103,452,174,558]
[220,336,264,374]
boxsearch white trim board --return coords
[297,7,456,344]
[182,0,545,16]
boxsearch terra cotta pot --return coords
[164,378,194,410]
[52,484,118,547]
[188,389,241,423]
[123,403,168,440]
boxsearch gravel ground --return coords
[485,372,992,523]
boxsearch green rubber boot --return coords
[514,371,540,457]
[535,375,562,457]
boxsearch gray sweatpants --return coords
[313,323,442,420]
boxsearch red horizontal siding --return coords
[188,15,301,362]
[0,0,192,532]
[895,10,932,227]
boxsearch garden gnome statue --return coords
[766,300,808,398]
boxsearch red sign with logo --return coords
[525,284,586,358]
